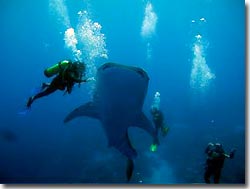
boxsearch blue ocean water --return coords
[0,0,245,184]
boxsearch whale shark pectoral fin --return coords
[133,112,158,141]
[64,102,100,123]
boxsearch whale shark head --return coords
[95,62,149,118]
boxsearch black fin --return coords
[64,102,99,123]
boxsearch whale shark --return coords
[64,62,158,181]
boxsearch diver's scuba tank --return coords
[44,60,71,77]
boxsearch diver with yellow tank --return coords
[26,60,91,108]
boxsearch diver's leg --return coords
[214,169,221,183]
[27,86,57,108]
[155,126,159,137]
[42,82,50,89]
[204,167,211,183]
[65,82,73,94]
[33,87,57,99]
[27,76,64,108]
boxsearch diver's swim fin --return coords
[150,143,158,152]
[26,97,34,108]
[18,97,33,116]
[126,158,134,182]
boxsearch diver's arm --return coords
[74,77,87,83]
[224,149,236,159]
[68,72,84,83]
[223,153,231,158]
[74,77,95,83]
[205,143,214,154]
[69,72,95,83]
[77,77,96,83]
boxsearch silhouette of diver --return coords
[149,107,169,152]
[27,60,91,108]
[204,142,236,184]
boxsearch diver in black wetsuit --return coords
[26,60,90,108]
[149,107,169,152]
[204,142,236,184]
[150,107,169,137]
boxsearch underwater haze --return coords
[0,0,245,184]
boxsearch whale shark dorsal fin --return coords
[64,102,100,123]
[132,112,157,140]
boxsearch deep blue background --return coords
[0,0,245,184]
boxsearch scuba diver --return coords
[150,107,169,137]
[204,142,236,184]
[149,91,169,152]
[26,60,91,108]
